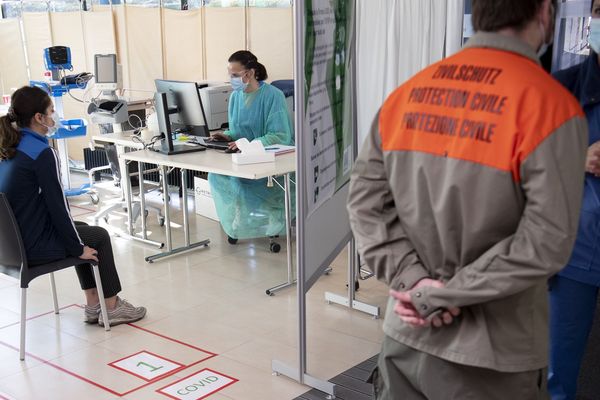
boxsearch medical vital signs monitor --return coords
[94,54,121,92]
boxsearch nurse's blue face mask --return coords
[230,70,249,92]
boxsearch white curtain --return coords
[204,8,246,82]
[163,9,204,82]
[22,13,53,81]
[356,0,464,146]
[113,6,132,90]
[82,10,117,73]
[446,0,465,56]
[124,6,164,92]
[248,8,294,81]
[50,12,87,72]
[0,19,28,94]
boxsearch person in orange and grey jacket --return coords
[548,1,600,398]
[347,0,588,399]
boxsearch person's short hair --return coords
[472,0,555,32]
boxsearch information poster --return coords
[304,0,354,216]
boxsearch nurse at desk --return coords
[208,50,294,243]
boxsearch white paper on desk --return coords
[232,138,274,164]
[235,138,266,154]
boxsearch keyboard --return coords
[194,137,231,150]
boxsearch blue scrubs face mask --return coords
[230,72,249,92]
[590,18,600,54]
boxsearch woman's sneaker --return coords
[84,303,101,324]
[98,297,147,327]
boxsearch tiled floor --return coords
[0,175,388,400]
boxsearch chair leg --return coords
[92,265,111,331]
[49,273,59,314]
[19,288,26,361]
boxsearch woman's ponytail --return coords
[0,112,21,161]
[247,60,269,81]
[0,86,52,161]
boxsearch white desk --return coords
[122,147,296,180]
[121,147,297,296]
[92,131,146,148]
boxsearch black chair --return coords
[0,193,111,360]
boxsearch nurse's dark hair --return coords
[228,50,269,81]
[472,0,557,32]
[0,86,52,161]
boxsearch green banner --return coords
[304,0,355,215]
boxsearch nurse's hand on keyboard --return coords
[209,132,232,142]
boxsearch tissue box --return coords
[231,152,275,165]
[194,177,219,221]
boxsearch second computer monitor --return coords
[154,79,210,137]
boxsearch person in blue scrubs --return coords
[549,1,600,398]
[208,51,294,241]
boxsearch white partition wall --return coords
[0,3,297,160]
[248,7,294,81]
[204,7,246,81]
[163,9,204,82]
[113,5,132,90]
[22,13,53,81]
[3,5,294,94]
[125,6,164,92]
[50,12,87,72]
[0,19,28,94]
[83,10,117,73]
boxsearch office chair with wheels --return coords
[0,193,111,361]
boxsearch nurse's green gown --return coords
[208,82,294,240]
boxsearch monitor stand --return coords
[156,140,206,155]
[172,123,210,138]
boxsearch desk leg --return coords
[266,173,297,296]
[138,161,148,240]
[115,145,133,235]
[124,160,134,235]
[181,169,190,246]
[145,167,210,263]
[162,165,173,252]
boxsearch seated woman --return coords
[208,50,294,241]
[0,86,146,327]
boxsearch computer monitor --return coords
[154,92,206,156]
[154,79,210,137]
[94,54,119,91]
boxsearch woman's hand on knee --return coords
[80,246,99,262]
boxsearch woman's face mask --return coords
[230,71,249,92]
[42,111,60,135]
[590,18,600,54]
